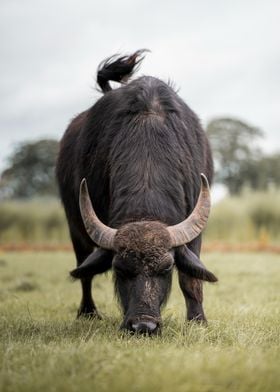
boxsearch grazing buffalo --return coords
[56,50,217,335]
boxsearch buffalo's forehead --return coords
[114,221,172,254]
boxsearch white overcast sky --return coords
[0,0,279,171]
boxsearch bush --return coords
[0,198,69,244]
[0,189,279,245]
[206,188,280,244]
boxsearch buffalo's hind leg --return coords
[71,234,101,319]
[177,235,207,323]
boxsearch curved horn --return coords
[79,178,117,250]
[167,173,211,247]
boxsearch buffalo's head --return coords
[70,174,217,335]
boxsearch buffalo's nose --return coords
[131,321,158,334]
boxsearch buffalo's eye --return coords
[157,252,174,275]
[114,264,126,275]
[113,264,136,278]
[158,264,173,275]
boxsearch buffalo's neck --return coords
[108,152,187,226]
[103,113,196,228]
[109,187,186,227]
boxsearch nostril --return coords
[131,321,158,334]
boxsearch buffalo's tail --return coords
[97,49,149,93]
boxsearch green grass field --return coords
[0,252,279,392]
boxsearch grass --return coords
[0,251,279,392]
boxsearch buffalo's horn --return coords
[167,173,211,247]
[79,178,117,250]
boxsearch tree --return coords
[206,117,263,194]
[0,139,59,199]
[238,153,280,191]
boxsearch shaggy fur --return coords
[56,50,214,330]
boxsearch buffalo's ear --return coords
[175,245,218,282]
[70,248,113,280]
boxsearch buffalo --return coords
[56,50,217,335]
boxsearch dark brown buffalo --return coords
[56,50,217,335]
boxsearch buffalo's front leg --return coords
[77,277,101,319]
[71,246,113,319]
[178,272,206,322]
[70,233,101,320]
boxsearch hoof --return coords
[187,313,207,325]
[77,307,102,320]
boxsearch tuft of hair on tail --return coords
[97,49,149,93]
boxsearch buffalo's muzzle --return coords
[131,321,158,334]
[122,318,160,335]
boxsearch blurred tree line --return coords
[0,118,279,200]
[206,118,280,194]
[0,139,59,199]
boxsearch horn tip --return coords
[80,178,88,194]
[200,173,209,188]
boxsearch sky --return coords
[0,0,279,172]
